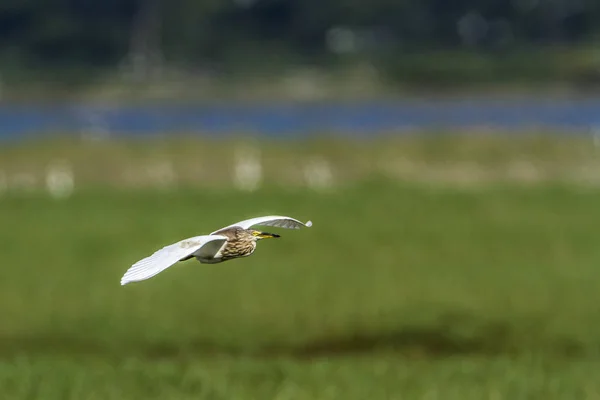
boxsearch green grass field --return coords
[2,136,600,399]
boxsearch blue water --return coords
[1,98,600,140]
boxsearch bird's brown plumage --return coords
[211,226,257,261]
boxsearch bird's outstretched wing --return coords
[120,235,227,286]
[211,215,312,234]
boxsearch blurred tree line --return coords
[1,0,600,89]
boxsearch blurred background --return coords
[2,1,600,399]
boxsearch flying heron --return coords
[120,215,312,285]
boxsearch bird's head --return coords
[249,230,280,240]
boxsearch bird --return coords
[120,215,312,286]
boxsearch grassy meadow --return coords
[1,134,600,399]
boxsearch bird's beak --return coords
[257,231,280,239]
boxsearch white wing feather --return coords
[211,215,312,234]
[120,235,227,286]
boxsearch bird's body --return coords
[212,227,258,261]
[179,226,258,264]
[120,215,312,285]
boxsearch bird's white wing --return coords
[211,215,312,234]
[120,235,227,286]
